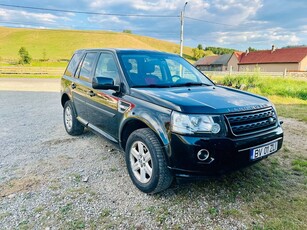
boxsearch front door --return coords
[86,52,121,141]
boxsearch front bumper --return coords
[167,126,283,178]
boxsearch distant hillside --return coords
[0,27,193,61]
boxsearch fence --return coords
[0,67,65,76]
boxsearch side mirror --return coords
[92,77,119,91]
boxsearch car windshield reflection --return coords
[118,53,214,88]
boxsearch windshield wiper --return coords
[171,82,212,87]
[132,84,171,88]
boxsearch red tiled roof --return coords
[239,47,307,64]
[194,55,219,66]
[233,51,243,61]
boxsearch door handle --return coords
[71,83,76,89]
[87,90,95,97]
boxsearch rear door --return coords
[86,52,121,141]
[72,52,98,122]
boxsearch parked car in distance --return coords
[61,49,283,194]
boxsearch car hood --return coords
[130,85,271,114]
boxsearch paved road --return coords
[0,78,63,172]
[0,78,60,92]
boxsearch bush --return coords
[123,29,132,34]
[222,75,259,89]
[215,75,307,101]
[18,47,32,64]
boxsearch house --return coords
[228,51,243,71]
[194,54,232,71]
[238,46,307,72]
[194,55,219,71]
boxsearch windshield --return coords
[118,53,214,88]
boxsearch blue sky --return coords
[0,0,306,51]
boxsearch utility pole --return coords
[180,2,188,57]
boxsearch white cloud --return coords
[0,8,71,24]
[209,0,264,25]
[211,27,300,48]
[87,15,129,25]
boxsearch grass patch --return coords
[17,220,30,230]
[212,75,307,101]
[292,159,307,175]
[70,173,82,183]
[0,212,11,220]
[100,209,111,218]
[34,206,45,213]
[60,203,73,215]
[208,207,219,216]
[275,104,307,122]
[222,209,241,218]
[67,219,86,229]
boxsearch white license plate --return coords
[250,141,278,160]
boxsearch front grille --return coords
[225,107,277,136]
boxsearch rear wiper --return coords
[132,84,171,88]
[171,82,212,87]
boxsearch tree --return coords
[192,47,205,60]
[248,47,257,52]
[204,46,236,55]
[197,44,203,50]
[123,29,132,34]
[18,47,32,64]
[42,49,48,61]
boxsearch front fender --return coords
[119,100,172,147]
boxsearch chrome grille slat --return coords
[225,107,277,136]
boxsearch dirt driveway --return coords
[0,78,306,229]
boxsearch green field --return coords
[0,26,193,64]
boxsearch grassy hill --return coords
[0,27,193,62]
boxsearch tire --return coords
[63,100,84,136]
[125,128,173,194]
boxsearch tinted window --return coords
[119,53,213,87]
[79,52,97,81]
[64,52,84,77]
[95,53,120,85]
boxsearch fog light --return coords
[197,149,210,161]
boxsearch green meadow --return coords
[0,26,193,63]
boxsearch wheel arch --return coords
[120,117,169,152]
[61,93,70,108]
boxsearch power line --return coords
[185,16,236,27]
[0,3,178,18]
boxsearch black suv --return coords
[61,49,283,194]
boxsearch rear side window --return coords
[64,52,84,77]
[79,52,97,81]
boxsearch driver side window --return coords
[95,53,120,85]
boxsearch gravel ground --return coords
[0,78,305,229]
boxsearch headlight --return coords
[171,111,221,134]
